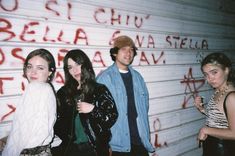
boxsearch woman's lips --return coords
[30,77,38,80]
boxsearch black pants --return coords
[52,142,109,156]
[67,142,97,156]
[112,144,148,156]
[203,135,235,156]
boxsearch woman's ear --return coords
[225,67,230,75]
[48,71,52,80]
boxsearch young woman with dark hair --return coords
[194,52,235,156]
[52,49,118,156]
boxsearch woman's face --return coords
[202,63,229,89]
[67,58,81,83]
[25,56,51,83]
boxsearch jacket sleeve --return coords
[90,84,118,130]
[54,87,71,145]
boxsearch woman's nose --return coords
[31,68,37,74]
[72,67,77,73]
[207,75,213,82]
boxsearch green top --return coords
[74,114,88,144]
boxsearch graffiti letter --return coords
[0,0,18,11]
[12,48,25,63]
[166,35,172,47]
[57,30,70,44]
[180,37,187,49]
[0,48,5,65]
[55,72,64,84]
[0,77,14,94]
[0,104,16,122]
[19,21,39,42]
[74,28,88,45]
[0,18,16,41]
[57,49,68,66]
[92,51,106,67]
[109,30,121,45]
[135,35,144,48]
[173,36,180,48]
[201,39,208,50]
[126,15,130,25]
[43,26,56,42]
[111,9,121,25]
[147,35,155,48]
[139,51,150,65]
[45,0,60,16]
[94,8,107,24]
[67,2,72,20]
[152,51,165,64]
[134,16,143,28]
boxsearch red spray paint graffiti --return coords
[0,77,14,94]
[180,67,205,108]
[0,104,16,122]
[153,118,168,148]
[0,17,89,45]
[0,0,18,11]
[166,35,208,50]
[94,8,150,28]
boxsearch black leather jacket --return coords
[53,83,118,156]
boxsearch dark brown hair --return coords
[23,48,56,82]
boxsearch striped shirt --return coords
[205,94,228,128]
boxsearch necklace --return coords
[213,85,229,104]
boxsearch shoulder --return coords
[23,82,55,104]
[57,86,67,96]
[97,64,116,79]
[92,83,113,101]
[224,91,235,109]
[129,67,145,80]
[94,83,109,92]
[93,83,112,97]
[132,70,142,77]
[27,82,52,93]
[226,91,235,103]
[224,91,235,119]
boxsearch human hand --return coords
[109,148,112,156]
[0,137,7,151]
[77,101,94,113]
[198,127,208,141]
[194,96,205,113]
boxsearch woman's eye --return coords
[26,65,32,69]
[38,67,44,70]
[211,71,217,75]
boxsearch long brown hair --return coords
[63,49,96,102]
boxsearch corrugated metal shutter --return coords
[1,0,235,155]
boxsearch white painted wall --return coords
[1,0,235,155]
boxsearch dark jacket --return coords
[52,83,118,156]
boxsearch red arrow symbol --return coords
[0,104,16,122]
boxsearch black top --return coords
[120,71,142,145]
